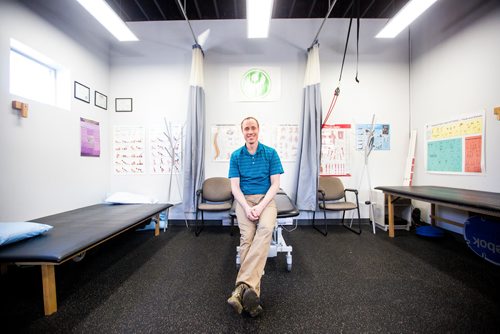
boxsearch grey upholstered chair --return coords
[312,176,362,236]
[195,177,233,236]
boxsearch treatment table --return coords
[0,203,172,315]
[375,186,500,238]
[230,191,299,272]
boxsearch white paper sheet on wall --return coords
[274,124,299,162]
[149,124,182,174]
[113,126,145,174]
[211,125,240,162]
[211,123,274,162]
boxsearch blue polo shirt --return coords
[228,142,284,195]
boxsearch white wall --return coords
[409,0,500,229]
[107,20,194,210]
[2,0,495,226]
[0,0,110,221]
[108,18,409,220]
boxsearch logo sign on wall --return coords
[229,67,281,101]
[241,68,271,98]
[464,216,500,265]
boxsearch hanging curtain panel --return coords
[183,45,205,213]
[294,43,322,211]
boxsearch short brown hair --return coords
[241,116,259,129]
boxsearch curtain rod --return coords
[309,0,340,49]
[176,0,199,47]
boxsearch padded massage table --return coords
[230,191,299,271]
[0,203,172,315]
[375,186,500,238]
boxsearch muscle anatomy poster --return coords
[320,124,352,176]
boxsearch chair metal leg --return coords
[194,208,199,235]
[195,210,205,236]
[342,209,362,235]
[230,216,234,236]
[312,209,328,236]
[357,206,362,233]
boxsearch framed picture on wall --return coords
[115,98,133,112]
[94,91,107,110]
[74,81,90,103]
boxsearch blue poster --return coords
[427,138,462,172]
[356,124,390,151]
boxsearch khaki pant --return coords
[235,194,277,297]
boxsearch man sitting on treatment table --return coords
[227,116,284,317]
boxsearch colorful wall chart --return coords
[149,124,182,174]
[80,118,100,157]
[320,124,352,176]
[113,126,145,174]
[426,112,484,174]
[355,124,390,151]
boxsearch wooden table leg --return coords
[0,263,8,275]
[41,264,57,316]
[388,194,395,238]
[154,213,160,236]
[430,203,436,226]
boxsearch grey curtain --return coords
[294,43,322,211]
[183,45,205,212]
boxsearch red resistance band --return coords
[322,87,340,128]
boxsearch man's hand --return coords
[250,204,264,220]
[245,206,259,221]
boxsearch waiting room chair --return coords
[312,176,362,236]
[195,177,233,236]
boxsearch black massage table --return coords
[230,191,299,271]
[0,203,172,315]
[375,186,500,238]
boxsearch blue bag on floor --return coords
[464,216,500,265]
[136,211,168,231]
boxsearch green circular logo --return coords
[241,68,271,98]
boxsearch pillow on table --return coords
[104,192,159,204]
[0,222,53,246]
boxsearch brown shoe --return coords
[242,288,263,317]
[227,283,248,315]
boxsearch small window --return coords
[9,39,69,109]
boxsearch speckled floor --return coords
[1,225,499,333]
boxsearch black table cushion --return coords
[0,203,171,263]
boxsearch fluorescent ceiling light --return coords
[247,0,274,38]
[76,0,138,41]
[376,0,438,38]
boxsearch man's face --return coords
[241,119,259,145]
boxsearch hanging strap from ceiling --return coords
[322,0,361,128]
[176,0,202,50]
[309,0,339,49]
[354,0,360,83]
